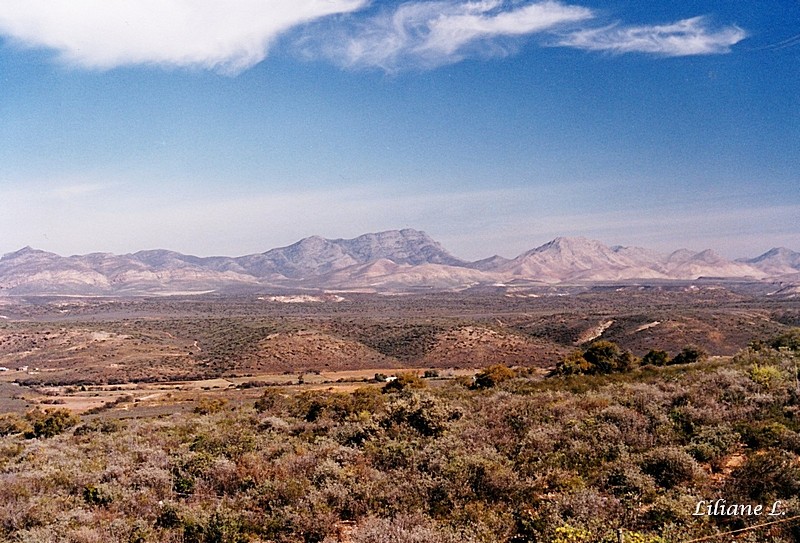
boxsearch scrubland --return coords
[0,330,798,542]
[0,290,799,542]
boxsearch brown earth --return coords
[239,330,400,373]
[420,325,568,368]
[0,285,796,388]
[0,325,198,384]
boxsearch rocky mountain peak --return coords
[0,231,796,294]
[339,229,465,267]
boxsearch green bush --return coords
[669,345,708,365]
[753,329,800,352]
[687,424,738,468]
[555,341,636,375]
[472,364,515,389]
[155,503,182,528]
[383,372,426,393]
[747,363,784,388]
[641,350,670,367]
[73,418,126,435]
[24,408,79,438]
[600,463,656,502]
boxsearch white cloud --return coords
[556,16,746,56]
[303,0,593,71]
[0,0,367,72]
[0,2,747,72]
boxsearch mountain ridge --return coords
[1,230,797,295]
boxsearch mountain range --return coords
[1,229,798,295]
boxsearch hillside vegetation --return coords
[0,331,799,542]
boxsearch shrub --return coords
[24,408,79,438]
[762,329,800,352]
[600,463,656,502]
[729,449,800,501]
[193,397,228,415]
[639,447,700,489]
[642,494,696,528]
[747,363,784,388]
[472,365,515,389]
[739,421,793,450]
[82,484,113,506]
[669,345,708,365]
[641,350,669,367]
[687,425,738,468]
[347,514,476,543]
[597,405,650,450]
[555,341,636,376]
[73,418,126,435]
[254,387,285,413]
[383,373,426,393]
[552,524,593,543]
[0,413,31,436]
[293,390,329,422]
[205,509,247,543]
[608,532,666,543]
[351,386,385,413]
[383,393,460,437]
[155,503,182,529]
[556,350,595,375]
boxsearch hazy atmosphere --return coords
[0,0,797,260]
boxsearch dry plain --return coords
[0,281,797,417]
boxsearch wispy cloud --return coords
[301,0,593,70]
[0,1,747,73]
[0,0,366,72]
[556,16,747,56]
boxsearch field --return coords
[0,283,799,542]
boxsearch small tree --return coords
[583,341,635,373]
[641,349,670,367]
[669,345,708,365]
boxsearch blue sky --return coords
[0,0,797,260]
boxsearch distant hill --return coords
[0,230,796,295]
[739,247,800,277]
